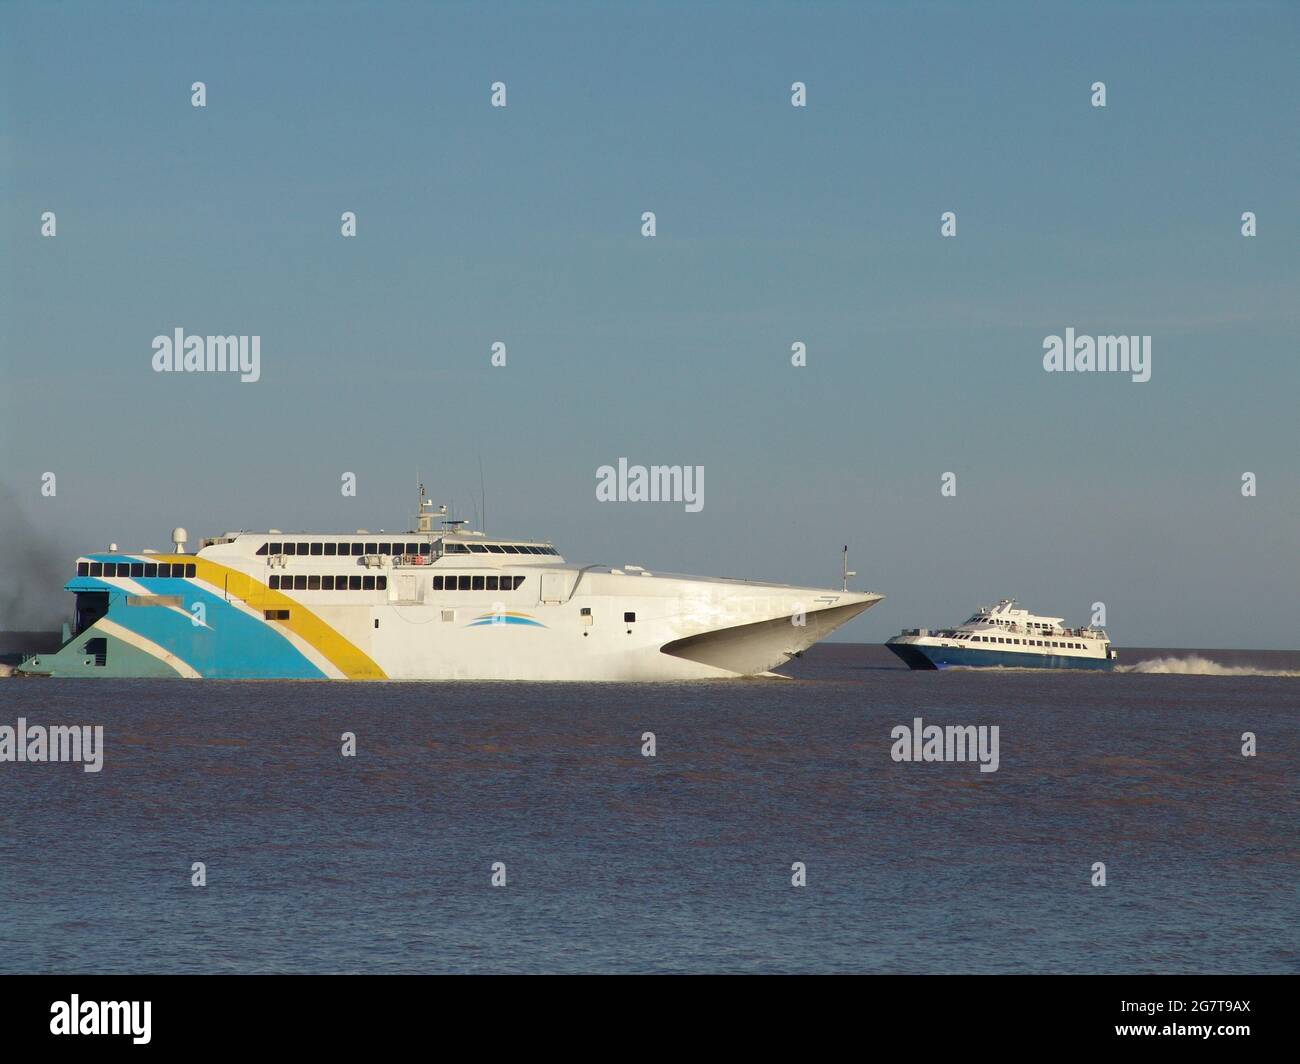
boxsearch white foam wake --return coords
[1119,655,1300,677]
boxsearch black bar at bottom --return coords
[0,974,1284,1052]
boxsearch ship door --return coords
[540,571,567,603]
[395,574,418,603]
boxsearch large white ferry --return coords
[19,495,883,681]
[885,599,1116,671]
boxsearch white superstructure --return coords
[23,495,884,681]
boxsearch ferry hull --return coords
[886,643,1114,671]
[21,553,883,681]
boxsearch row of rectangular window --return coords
[270,575,388,591]
[267,573,529,592]
[447,543,557,556]
[974,636,1084,648]
[432,575,526,591]
[259,541,430,557]
[79,562,196,579]
[255,541,558,557]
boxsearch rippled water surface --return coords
[1,645,1296,973]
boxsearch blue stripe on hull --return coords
[65,578,326,678]
[887,643,1114,671]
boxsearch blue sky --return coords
[2,1,1297,646]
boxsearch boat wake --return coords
[1119,655,1300,678]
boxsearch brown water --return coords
[0,644,1296,972]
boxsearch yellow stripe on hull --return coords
[152,555,388,679]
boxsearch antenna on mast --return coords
[415,480,447,535]
[841,544,856,591]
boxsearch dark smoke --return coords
[0,482,70,631]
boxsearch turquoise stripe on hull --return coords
[43,576,326,679]
[21,625,186,678]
